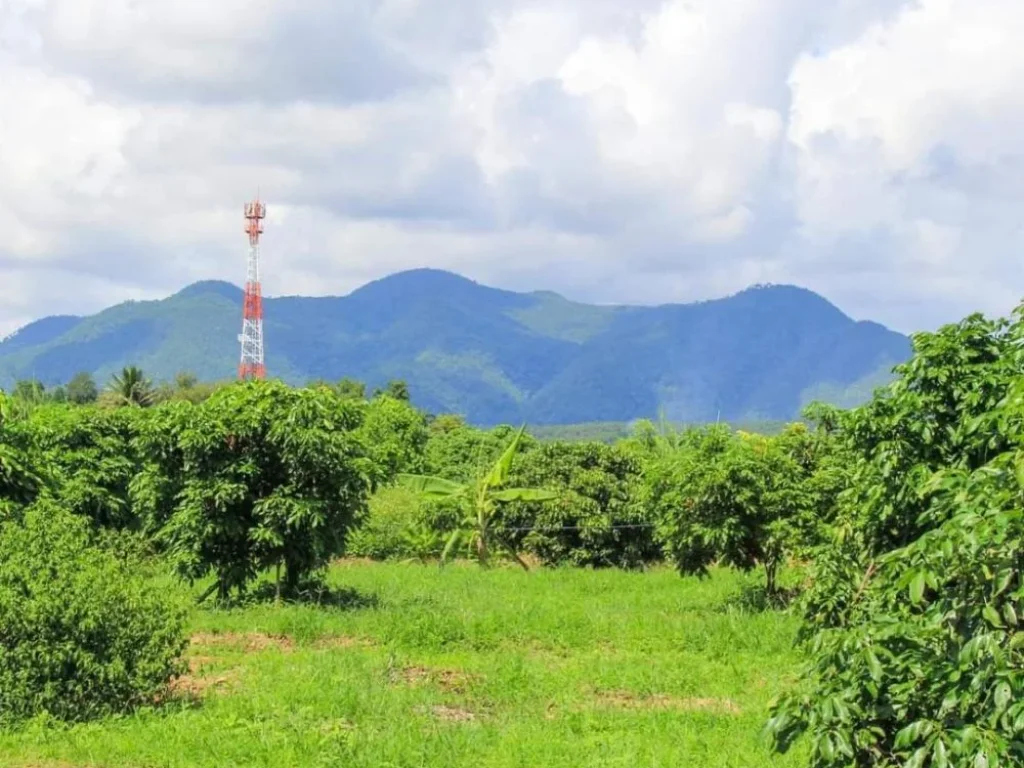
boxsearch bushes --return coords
[7,405,142,529]
[768,308,1024,767]
[132,381,373,600]
[501,440,657,568]
[0,502,187,725]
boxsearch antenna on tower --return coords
[238,194,266,380]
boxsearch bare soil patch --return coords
[392,665,477,693]
[190,632,295,653]
[167,656,239,699]
[416,704,477,722]
[314,634,375,650]
[592,690,741,715]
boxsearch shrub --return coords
[649,425,813,596]
[769,308,1024,766]
[6,404,142,529]
[357,394,428,486]
[500,440,657,568]
[0,502,187,725]
[346,486,452,561]
[0,393,41,517]
[132,381,373,600]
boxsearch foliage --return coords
[108,365,155,408]
[357,394,428,487]
[345,486,452,562]
[0,502,187,725]
[769,309,1024,766]
[500,440,657,568]
[0,393,41,516]
[131,380,373,600]
[336,377,367,400]
[649,425,815,595]
[5,404,141,528]
[400,426,556,569]
[374,379,410,402]
[67,371,99,404]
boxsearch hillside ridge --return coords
[0,269,911,424]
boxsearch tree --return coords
[0,502,187,724]
[374,379,409,402]
[132,381,373,601]
[107,366,155,408]
[650,425,812,596]
[336,378,366,400]
[768,307,1024,767]
[12,379,45,404]
[174,371,198,391]
[0,393,42,515]
[66,372,99,405]
[400,426,556,569]
[8,405,142,529]
[356,394,428,486]
[500,440,657,568]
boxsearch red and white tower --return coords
[238,197,266,380]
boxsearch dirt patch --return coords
[190,632,295,653]
[167,656,239,699]
[314,634,375,650]
[392,665,477,693]
[593,690,741,715]
[416,704,477,722]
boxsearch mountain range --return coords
[0,269,911,425]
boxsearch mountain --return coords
[0,269,911,424]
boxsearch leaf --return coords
[490,488,559,503]
[982,604,1004,628]
[482,425,527,490]
[397,474,466,498]
[909,571,926,604]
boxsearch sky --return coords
[0,0,1021,336]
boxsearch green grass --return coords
[0,562,809,768]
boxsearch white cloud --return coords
[0,0,1022,335]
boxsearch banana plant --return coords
[399,425,557,570]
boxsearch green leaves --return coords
[136,380,372,600]
[769,304,1024,768]
[488,488,558,503]
[398,474,467,498]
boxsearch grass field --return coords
[0,561,809,768]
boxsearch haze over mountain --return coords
[0,269,910,425]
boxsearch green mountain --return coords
[0,269,911,424]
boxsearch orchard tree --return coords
[8,405,141,529]
[501,440,656,568]
[0,393,41,515]
[769,307,1024,767]
[356,393,428,486]
[650,425,812,596]
[336,378,366,400]
[132,381,373,601]
[66,372,99,405]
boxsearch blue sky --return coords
[0,0,1021,335]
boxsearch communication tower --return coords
[238,197,266,380]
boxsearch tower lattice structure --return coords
[238,198,266,380]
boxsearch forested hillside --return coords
[0,269,910,424]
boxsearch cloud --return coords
[0,0,1021,336]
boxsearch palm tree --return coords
[108,366,155,408]
[400,426,556,570]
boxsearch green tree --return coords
[0,393,41,515]
[401,426,556,569]
[7,405,141,529]
[374,379,410,402]
[336,378,367,400]
[107,366,155,408]
[357,394,428,486]
[500,440,656,568]
[174,371,198,391]
[66,372,99,404]
[650,425,812,596]
[132,380,373,601]
[768,308,1024,766]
